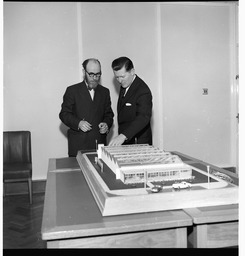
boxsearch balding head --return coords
[82,58,101,71]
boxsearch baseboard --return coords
[3,179,47,196]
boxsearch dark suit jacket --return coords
[59,81,114,156]
[117,75,152,145]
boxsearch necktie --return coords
[119,88,125,108]
[121,87,126,97]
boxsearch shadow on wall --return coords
[59,122,69,138]
[112,76,120,95]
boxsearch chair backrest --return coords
[3,131,32,164]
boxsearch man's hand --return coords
[109,134,127,146]
[78,120,92,132]
[98,122,108,134]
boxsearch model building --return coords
[97,144,192,184]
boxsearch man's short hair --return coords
[111,57,134,72]
[82,58,101,70]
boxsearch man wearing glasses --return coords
[109,56,152,146]
[59,58,114,157]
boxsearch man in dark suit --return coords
[109,56,152,146]
[59,58,114,157]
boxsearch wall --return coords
[160,2,238,167]
[4,2,80,179]
[3,2,238,180]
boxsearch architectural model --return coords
[97,144,193,184]
[76,144,238,216]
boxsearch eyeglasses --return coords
[85,70,102,78]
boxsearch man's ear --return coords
[130,68,135,76]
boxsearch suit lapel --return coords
[118,77,138,113]
[80,81,91,98]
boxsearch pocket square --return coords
[125,103,132,106]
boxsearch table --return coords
[185,204,238,248]
[41,153,238,248]
[41,157,193,248]
[173,151,239,248]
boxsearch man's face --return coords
[113,66,135,89]
[84,61,101,89]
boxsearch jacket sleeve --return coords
[59,87,81,131]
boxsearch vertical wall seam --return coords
[76,2,83,81]
[156,3,164,149]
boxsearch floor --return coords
[3,193,47,249]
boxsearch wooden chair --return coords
[3,131,32,204]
